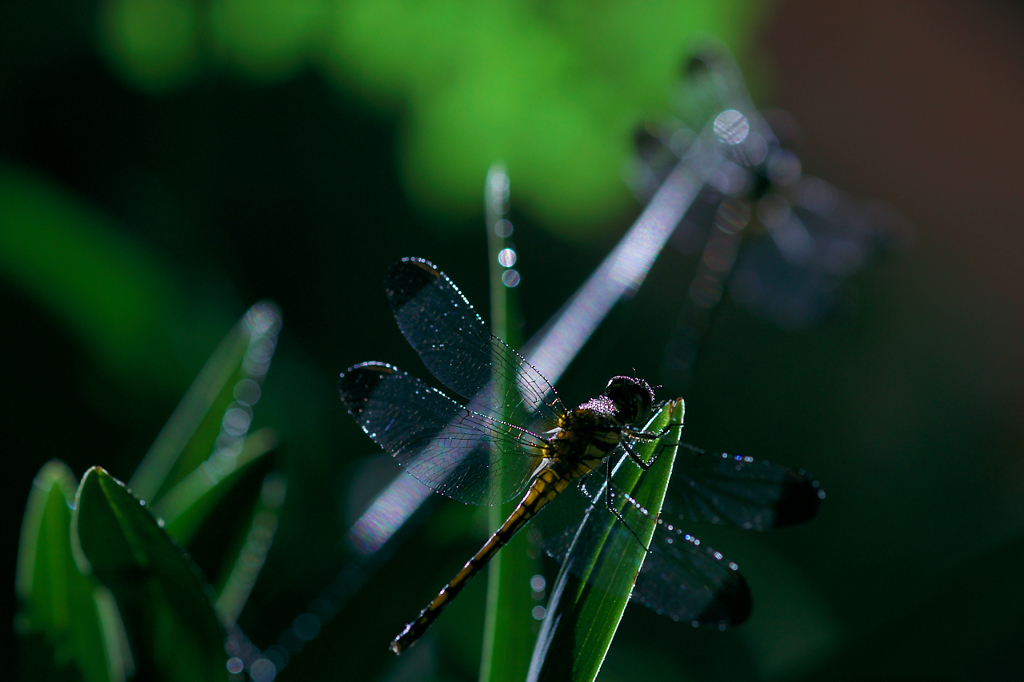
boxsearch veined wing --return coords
[338,362,547,506]
[664,447,824,530]
[530,467,752,628]
[631,517,751,628]
[385,258,564,430]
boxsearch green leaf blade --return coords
[480,167,541,682]
[73,467,226,682]
[129,301,281,505]
[156,426,278,543]
[528,399,684,682]
[16,460,130,682]
[213,471,288,628]
[0,165,183,390]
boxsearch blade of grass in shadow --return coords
[527,399,684,682]
[480,164,542,682]
[213,471,288,627]
[16,461,132,682]
[129,301,281,504]
[72,467,225,682]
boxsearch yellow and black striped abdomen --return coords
[389,467,573,654]
[389,408,628,654]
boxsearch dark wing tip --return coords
[718,570,753,627]
[696,567,752,629]
[338,362,398,418]
[385,258,441,312]
[773,468,825,527]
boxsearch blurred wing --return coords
[385,258,564,430]
[531,469,751,628]
[339,362,546,506]
[665,449,824,530]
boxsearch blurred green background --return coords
[4,0,1024,680]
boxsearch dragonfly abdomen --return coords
[389,466,573,654]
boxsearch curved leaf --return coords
[73,467,226,682]
[16,461,131,682]
[0,165,182,389]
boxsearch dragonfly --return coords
[338,257,823,654]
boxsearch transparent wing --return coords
[631,518,751,629]
[338,362,546,506]
[530,466,751,628]
[664,447,824,530]
[385,258,565,431]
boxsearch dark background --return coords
[3,1,1024,680]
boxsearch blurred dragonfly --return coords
[338,258,824,653]
[624,49,912,384]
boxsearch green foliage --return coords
[14,300,283,681]
[128,301,281,504]
[98,0,200,93]
[156,427,278,544]
[73,467,225,682]
[212,471,288,628]
[6,2,1024,677]
[95,0,768,232]
[15,462,131,682]
[478,165,541,682]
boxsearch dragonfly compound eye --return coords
[604,376,655,425]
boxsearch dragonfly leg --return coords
[604,457,651,553]
[622,419,685,469]
[622,439,656,470]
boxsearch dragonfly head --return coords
[604,376,655,426]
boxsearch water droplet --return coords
[713,110,750,145]
[498,248,517,268]
[250,658,277,682]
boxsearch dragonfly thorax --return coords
[545,407,624,479]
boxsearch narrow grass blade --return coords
[130,301,281,504]
[16,461,131,682]
[528,399,684,682]
[480,163,541,682]
[72,467,225,682]
[213,471,288,628]
[154,427,278,543]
